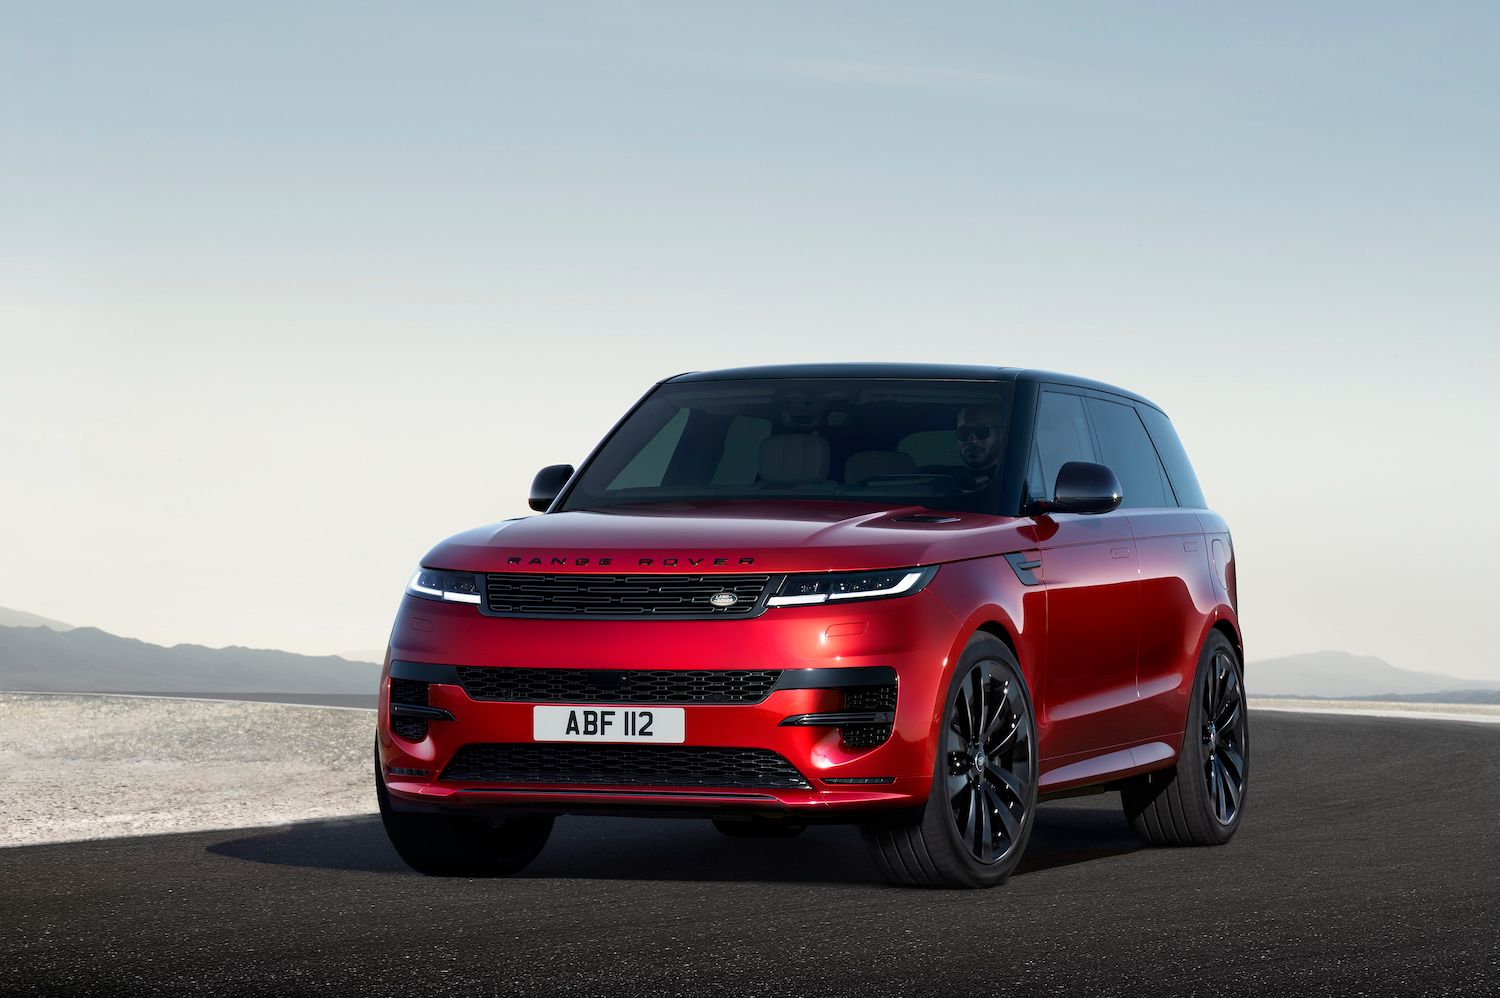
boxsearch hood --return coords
[422,500,1035,574]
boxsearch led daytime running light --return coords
[828,570,924,601]
[767,567,935,607]
[406,569,482,605]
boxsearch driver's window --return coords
[1028,392,1096,501]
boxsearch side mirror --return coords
[529,464,575,512]
[1050,461,1122,515]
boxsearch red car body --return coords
[380,501,1239,811]
[377,366,1241,846]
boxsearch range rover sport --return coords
[377,364,1246,888]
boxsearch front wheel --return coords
[1121,632,1249,845]
[376,748,554,876]
[862,634,1038,888]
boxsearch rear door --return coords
[1028,389,1142,761]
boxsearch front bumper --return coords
[378,587,961,818]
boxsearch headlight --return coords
[767,566,938,607]
[406,568,482,605]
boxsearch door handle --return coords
[1110,547,1132,560]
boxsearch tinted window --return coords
[1027,391,1095,502]
[898,429,962,468]
[1139,406,1207,508]
[709,415,772,485]
[607,408,688,489]
[563,379,1015,515]
[1085,398,1169,509]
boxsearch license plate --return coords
[532,705,685,744]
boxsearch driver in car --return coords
[955,404,1004,493]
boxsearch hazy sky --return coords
[3,2,1497,678]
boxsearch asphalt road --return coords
[2,712,1497,997]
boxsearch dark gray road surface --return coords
[2,712,1497,997]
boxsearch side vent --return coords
[778,681,898,750]
[838,684,898,748]
[389,678,431,742]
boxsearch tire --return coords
[862,634,1039,888]
[1121,631,1249,846]
[376,748,553,876]
[712,818,806,839]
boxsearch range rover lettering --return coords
[377,364,1245,888]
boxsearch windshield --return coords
[561,378,1016,514]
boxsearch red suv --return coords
[377,365,1246,888]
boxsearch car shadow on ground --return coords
[206,800,1142,885]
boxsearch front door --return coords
[1027,390,1142,760]
[1083,396,1218,745]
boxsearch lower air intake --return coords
[389,678,430,742]
[841,684,898,749]
[441,744,811,790]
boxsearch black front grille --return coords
[389,678,430,742]
[457,667,782,704]
[441,743,811,790]
[482,573,775,618]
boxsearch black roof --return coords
[664,363,1159,409]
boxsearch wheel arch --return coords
[974,619,1019,659]
[1209,615,1243,665]
[924,556,1046,779]
[944,612,1036,693]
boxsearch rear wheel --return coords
[712,818,806,839]
[862,634,1038,888]
[376,749,553,876]
[1121,632,1248,845]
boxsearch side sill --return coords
[1038,741,1176,792]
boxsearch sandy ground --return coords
[0,693,375,847]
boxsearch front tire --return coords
[376,748,554,876]
[863,634,1038,888]
[1121,632,1249,846]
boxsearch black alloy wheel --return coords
[1202,644,1247,825]
[943,657,1035,865]
[1121,631,1249,846]
[863,634,1038,888]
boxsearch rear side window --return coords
[1027,391,1096,502]
[1085,398,1169,509]
[1139,406,1207,508]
